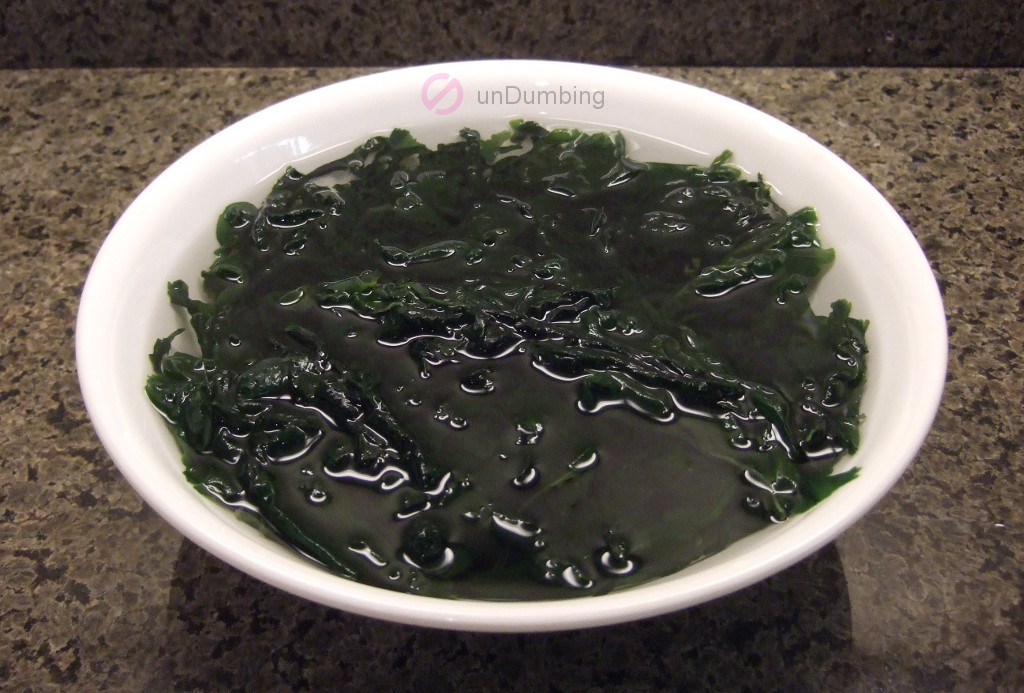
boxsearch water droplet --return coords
[512,465,539,488]
[568,448,598,471]
[433,404,468,430]
[278,288,304,306]
[641,210,692,234]
[348,541,388,567]
[402,547,457,574]
[424,471,454,499]
[390,170,409,189]
[597,550,638,576]
[516,420,544,446]
[396,192,422,212]
[307,487,328,505]
[394,496,431,520]
[596,532,639,576]
[771,476,798,495]
[460,368,496,395]
[323,455,411,493]
[491,512,543,539]
[541,561,593,590]
[380,246,411,266]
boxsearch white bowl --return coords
[76,61,947,632]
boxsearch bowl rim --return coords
[76,59,948,632]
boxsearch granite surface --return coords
[3,1,1024,69]
[1,67,1022,691]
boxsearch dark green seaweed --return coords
[146,121,867,599]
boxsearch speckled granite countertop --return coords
[1,67,1021,691]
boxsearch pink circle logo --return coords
[421,73,463,115]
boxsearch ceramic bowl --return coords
[76,61,947,632]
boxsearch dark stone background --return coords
[3,0,1023,69]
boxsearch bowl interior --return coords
[77,61,947,631]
